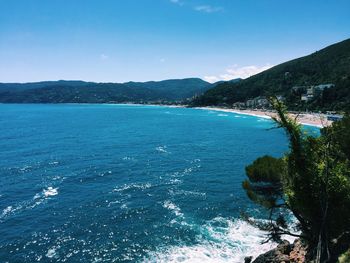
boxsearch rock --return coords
[277,240,292,254]
[251,239,308,263]
[289,239,306,263]
[252,240,291,263]
[244,256,253,263]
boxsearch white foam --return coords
[172,190,206,198]
[19,165,31,171]
[122,156,135,161]
[156,146,169,153]
[144,217,295,263]
[1,206,13,217]
[113,183,152,192]
[43,187,59,197]
[46,247,57,258]
[163,201,183,217]
[33,193,41,200]
[217,114,228,117]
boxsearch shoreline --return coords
[194,106,332,128]
[0,102,332,128]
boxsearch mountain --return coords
[0,80,92,92]
[0,78,213,104]
[191,38,350,111]
[123,78,211,100]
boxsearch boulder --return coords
[252,240,291,263]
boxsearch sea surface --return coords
[0,104,318,262]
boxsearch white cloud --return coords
[204,64,273,83]
[169,1,223,13]
[170,0,184,6]
[203,76,221,83]
[100,54,109,61]
[194,5,223,13]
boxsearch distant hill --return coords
[192,38,350,111]
[0,78,214,104]
[123,78,212,100]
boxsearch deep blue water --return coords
[0,104,316,262]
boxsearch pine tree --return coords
[242,97,350,262]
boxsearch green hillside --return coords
[192,38,350,112]
[0,78,213,103]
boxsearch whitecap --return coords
[169,178,183,184]
[46,247,57,258]
[1,206,13,217]
[122,156,134,161]
[113,183,152,192]
[172,190,206,198]
[156,146,169,153]
[143,217,296,263]
[33,193,41,200]
[217,114,228,117]
[43,187,59,197]
[163,201,183,217]
[19,165,31,172]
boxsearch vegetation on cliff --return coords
[243,98,350,262]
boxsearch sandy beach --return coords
[195,107,332,128]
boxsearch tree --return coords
[242,97,350,262]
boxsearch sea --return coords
[0,104,319,262]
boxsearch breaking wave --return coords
[144,217,282,263]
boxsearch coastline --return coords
[0,102,332,128]
[194,106,332,128]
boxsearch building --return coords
[245,96,270,108]
[299,84,334,102]
[256,97,269,107]
[327,114,343,122]
[246,99,255,108]
[301,94,309,102]
[276,95,285,102]
[232,102,246,108]
[315,83,334,90]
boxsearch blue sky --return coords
[0,0,349,83]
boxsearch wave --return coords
[113,183,152,193]
[217,114,228,117]
[156,146,169,153]
[143,217,291,263]
[43,187,59,197]
[0,186,59,221]
[163,200,184,218]
[122,156,135,161]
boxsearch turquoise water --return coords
[0,104,308,262]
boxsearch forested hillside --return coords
[192,38,350,112]
[0,78,213,104]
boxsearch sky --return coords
[0,0,349,83]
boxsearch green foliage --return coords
[0,78,213,103]
[246,155,285,183]
[192,38,350,112]
[242,99,350,262]
[243,155,286,209]
[338,249,350,263]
